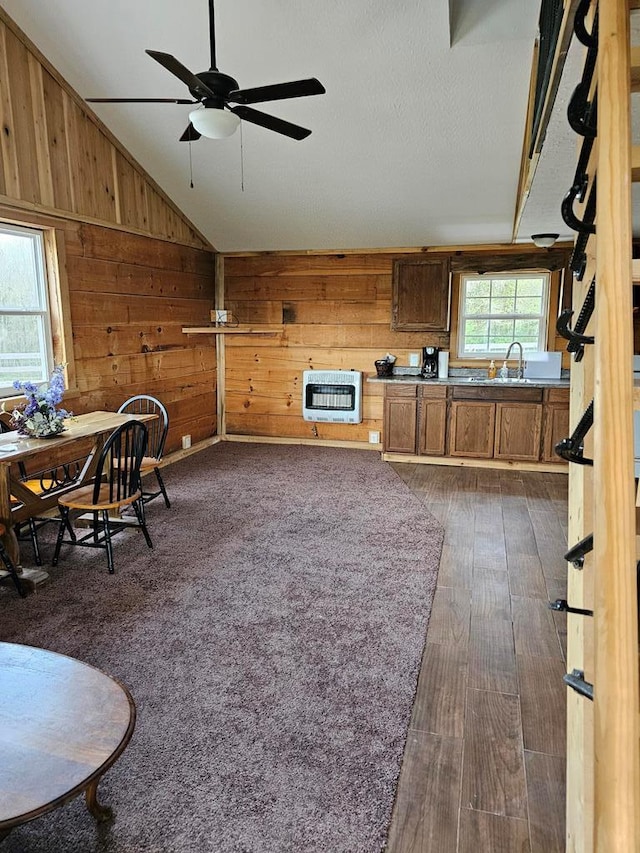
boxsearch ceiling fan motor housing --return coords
[192,70,239,106]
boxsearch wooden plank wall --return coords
[223,251,568,443]
[0,7,218,452]
[0,8,208,249]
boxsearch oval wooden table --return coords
[0,642,135,841]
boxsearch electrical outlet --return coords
[409,352,420,367]
[181,434,192,450]
[369,430,381,444]
[214,309,228,324]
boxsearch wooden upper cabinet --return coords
[391,257,451,331]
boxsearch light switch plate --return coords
[214,309,228,324]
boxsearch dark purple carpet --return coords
[0,442,443,853]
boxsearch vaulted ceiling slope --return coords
[0,1,541,252]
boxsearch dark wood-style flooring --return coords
[386,463,568,853]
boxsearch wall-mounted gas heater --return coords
[302,370,362,424]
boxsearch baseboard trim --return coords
[223,434,380,451]
[382,452,568,473]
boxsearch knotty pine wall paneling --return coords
[61,223,217,451]
[223,253,448,443]
[0,6,218,452]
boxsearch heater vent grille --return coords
[302,370,362,424]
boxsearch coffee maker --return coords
[421,346,440,379]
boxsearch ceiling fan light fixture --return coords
[189,107,240,138]
[531,232,559,248]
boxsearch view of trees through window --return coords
[0,224,52,397]
[458,272,550,358]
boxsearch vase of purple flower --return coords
[10,365,72,438]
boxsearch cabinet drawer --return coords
[546,388,570,403]
[384,383,417,398]
[419,384,448,399]
[452,385,543,403]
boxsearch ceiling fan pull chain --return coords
[189,141,194,189]
[240,122,245,193]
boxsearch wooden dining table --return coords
[0,411,156,578]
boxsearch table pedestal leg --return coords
[85,778,114,822]
[0,466,20,569]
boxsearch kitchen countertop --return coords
[367,374,570,388]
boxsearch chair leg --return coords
[102,510,115,574]
[27,518,42,566]
[52,507,70,566]
[0,540,26,597]
[132,500,153,550]
[154,467,171,508]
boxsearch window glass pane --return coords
[491,296,515,314]
[516,278,543,297]
[464,318,489,340]
[0,232,43,309]
[491,279,517,298]
[515,295,543,314]
[0,315,48,387]
[465,297,490,315]
[488,318,515,345]
[465,279,490,298]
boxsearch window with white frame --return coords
[0,223,54,398]
[457,271,550,359]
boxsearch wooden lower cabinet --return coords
[383,381,569,465]
[383,385,417,453]
[494,402,543,461]
[418,386,448,455]
[448,401,496,458]
[541,389,571,462]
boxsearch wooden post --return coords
[215,254,225,437]
[594,1,640,850]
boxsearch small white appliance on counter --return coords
[523,351,562,380]
[302,370,363,424]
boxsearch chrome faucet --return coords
[505,341,524,379]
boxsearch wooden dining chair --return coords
[0,524,26,597]
[117,395,171,508]
[52,420,153,574]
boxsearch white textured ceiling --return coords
[1,1,552,252]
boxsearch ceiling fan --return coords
[86,0,325,142]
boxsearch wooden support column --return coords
[215,254,225,437]
[593,1,640,850]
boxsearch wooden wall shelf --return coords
[182,325,282,335]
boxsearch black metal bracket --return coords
[561,178,596,235]
[556,277,595,361]
[549,598,593,616]
[564,669,594,701]
[555,400,594,465]
[574,0,598,49]
[564,532,593,568]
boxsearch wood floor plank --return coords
[468,617,518,694]
[425,587,471,647]
[511,595,563,659]
[461,688,527,818]
[507,553,548,599]
[525,751,566,853]
[517,654,567,755]
[502,500,539,557]
[438,543,474,590]
[471,567,511,621]
[386,732,463,853]
[410,642,468,738]
[458,808,531,853]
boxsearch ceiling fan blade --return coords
[228,78,325,105]
[86,98,197,104]
[179,123,202,142]
[146,50,217,100]
[230,105,311,140]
